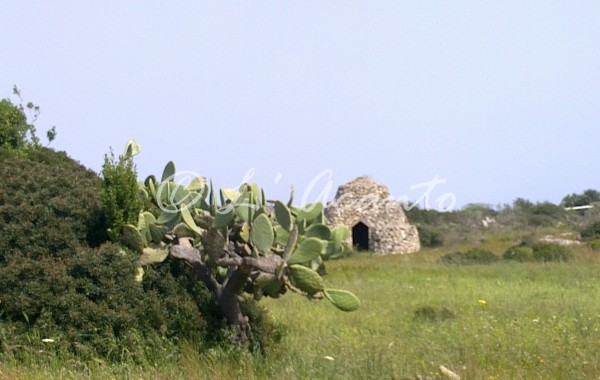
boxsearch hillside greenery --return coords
[0,146,280,361]
[0,96,280,361]
[0,95,354,363]
[407,191,600,250]
[1,242,599,379]
[2,90,600,378]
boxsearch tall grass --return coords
[259,252,600,379]
[2,246,600,379]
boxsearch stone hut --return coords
[324,176,420,255]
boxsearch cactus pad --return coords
[288,264,324,295]
[251,213,274,254]
[288,237,326,264]
[324,289,361,312]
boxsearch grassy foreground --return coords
[2,249,600,379]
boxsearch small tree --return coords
[116,141,359,343]
[561,189,600,208]
[100,140,144,240]
[0,86,56,151]
[0,98,29,149]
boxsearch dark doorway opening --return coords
[352,222,369,251]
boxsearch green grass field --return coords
[2,245,600,379]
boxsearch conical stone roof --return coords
[325,176,420,254]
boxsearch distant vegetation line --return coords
[405,190,600,250]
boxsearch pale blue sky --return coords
[2,2,599,209]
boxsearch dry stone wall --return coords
[324,176,420,255]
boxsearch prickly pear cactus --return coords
[114,143,359,330]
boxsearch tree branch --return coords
[216,254,282,274]
[169,244,221,296]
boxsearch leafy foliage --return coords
[100,148,144,240]
[0,147,107,260]
[580,221,600,241]
[589,239,600,250]
[415,225,446,247]
[406,193,599,249]
[531,243,573,262]
[404,206,454,247]
[527,202,566,227]
[0,86,56,152]
[561,189,600,208]
[119,155,358,343]
[0,146,280,361]
[0,244,213,361]
[502,245,534,262]
[0,98,29,150]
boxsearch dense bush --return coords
[0,147,107,260]
[589,239,600,250]
[526,202,567,227]
[140,257,282,353]
[502,246,534,262]
[519,233,537,247]
[531,243,573,262]
[562,189,600,208]
[405,206,457,247]
[503,243,573,263]
[580,221,600,241]
[439,248,499,265]
[416,225,445,248]
[0,244,215,361]
[100,149,144,239]
[0,148,280,361]
[0,246,279,361]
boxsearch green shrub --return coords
[589,239,600,250]
[0,147,107,261]
[503,246,534,262]
[562,189,600,208]
[100,149,144,239]
[0,88,55,152]
[531,242,573,262]
[416,225,445,247]
[439,248,499,265]
[0,148,280,361]
[503,243,572,263]
[0,98,29,150]
[141,255,282,353]
[0,244,210,361]
[519,233,537,247]
[0,244,280,361]
[580,221,600,241]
